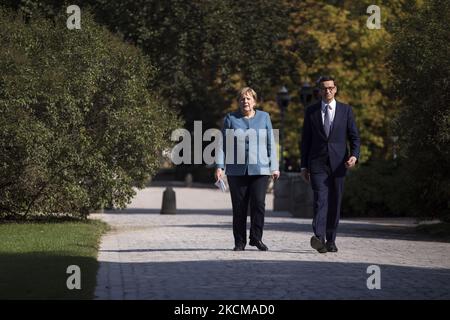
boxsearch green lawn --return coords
[0,218,109,299]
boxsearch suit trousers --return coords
[227,174,270,246]
[310,167,345,243]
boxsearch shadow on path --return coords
[99,248,314,254]
[95,259,450,300]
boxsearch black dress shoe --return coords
[233,244,245,251]
[310,235,327,253]
[249,239,268,251]
[326,242,338,252]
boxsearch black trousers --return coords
[309,164,345,243]
[227,174,270,246]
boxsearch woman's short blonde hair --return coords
[237,87,258,103]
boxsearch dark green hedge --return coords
[343,159,449,221]
[388,0,450,221]
[343,160,414,218]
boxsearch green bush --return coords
[388,0,450,220]
[345,0,450,220]
[343,160,414,217]
[0,9,180,219]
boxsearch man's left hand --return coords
[345,156,357,168]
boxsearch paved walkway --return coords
[92,187,450,300]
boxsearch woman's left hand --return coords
[272,170,280,181]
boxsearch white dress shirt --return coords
[321,99,336,126]
[301,99,337,172]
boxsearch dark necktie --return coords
[324,105,331,137]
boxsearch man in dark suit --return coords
[300,76,360,253]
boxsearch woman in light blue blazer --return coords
[215,87,280,251]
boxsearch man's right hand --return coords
[300,168,310,183]
[215,168,224,181]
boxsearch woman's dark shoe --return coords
[233,244,245,251]
[249,239,268,251]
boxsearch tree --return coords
[0,9,180,218]
[389,0,450,220]
[2,0,290,184]
[277,0,420,164]
[4,0,289,130]
[88,0,289,130]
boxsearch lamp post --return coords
[391,136,399,160]
[299,82,314,107]
[276,86,290,172]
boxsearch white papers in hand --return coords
[215,179,227,192]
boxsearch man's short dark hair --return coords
[317,76,337,87]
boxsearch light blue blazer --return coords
[216,110,279,176]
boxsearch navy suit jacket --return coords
[300,101,360,177]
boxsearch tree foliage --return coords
[389,0,450,219]
[76,0,289,130]
[277,0,419,164]
[6,0,415,161]
[0,9,180,218]
[2,0,447,219]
